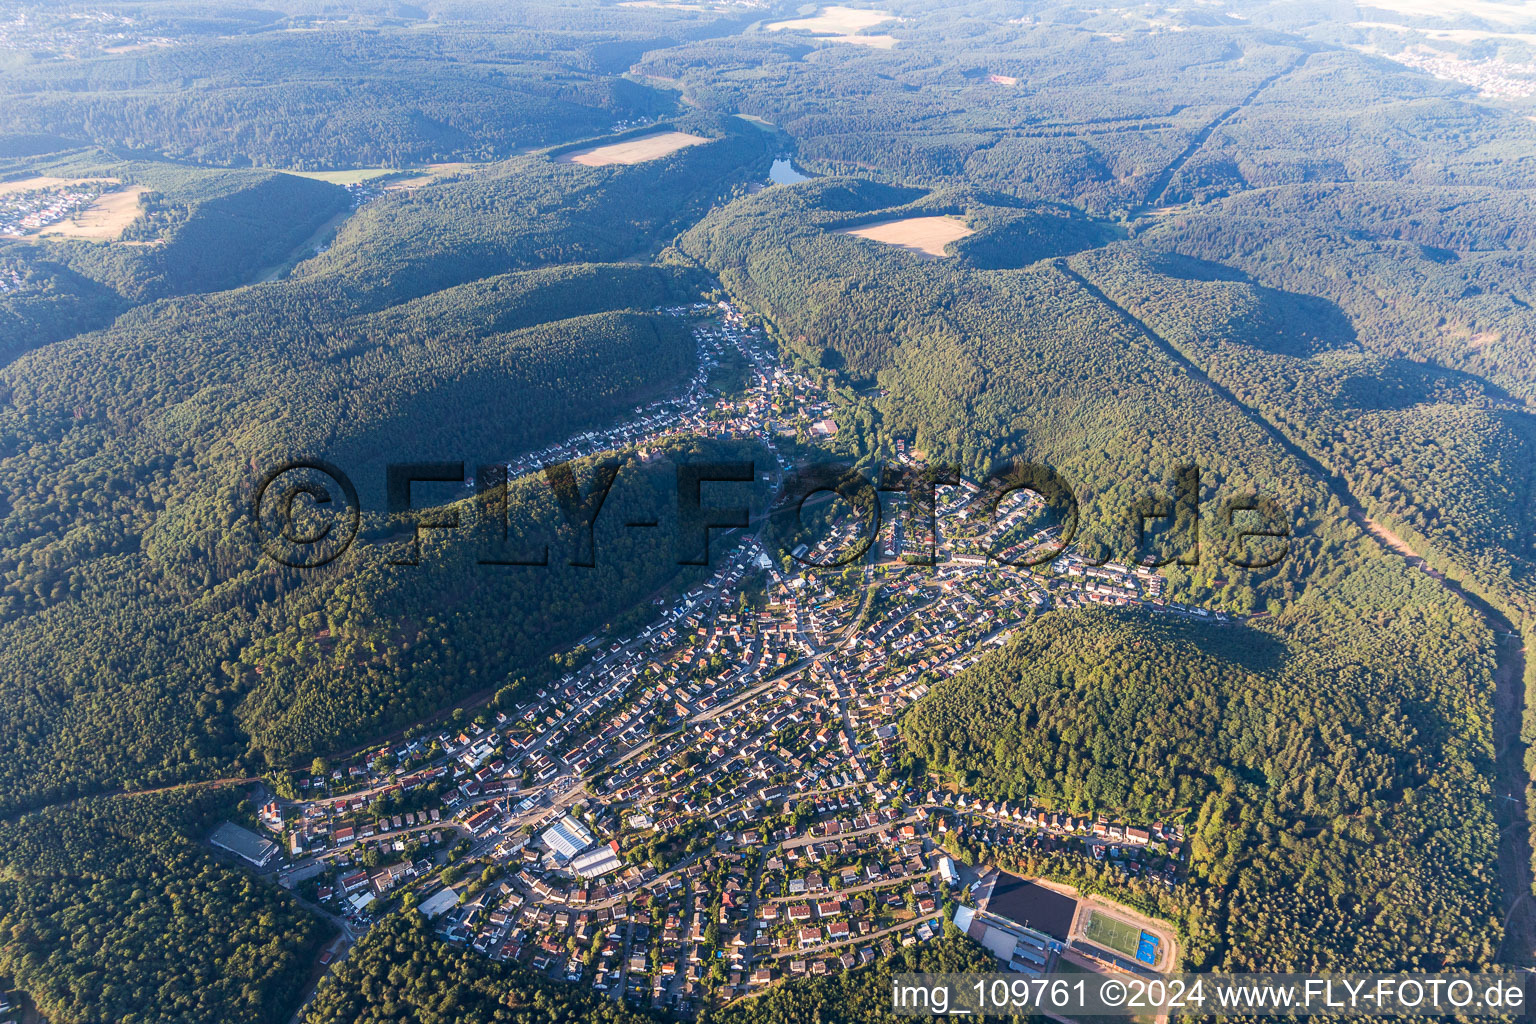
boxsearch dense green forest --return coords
[643,1,1536,214]
[0,789,331,1024]
[905,605,1502,970]
[1136,185,1536,401]
[1068,243,1536,628]
[0,29,672,169]
[0,118,770,813]
[636,7,1303,215]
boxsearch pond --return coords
[768,157,812,185]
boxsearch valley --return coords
[1,1,1535,1022]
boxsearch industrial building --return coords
[209,821,279,868]
[541,814,596,861]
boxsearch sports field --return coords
[559,131,711,167]
[1082,909,1144,958]
[837,215,973,259]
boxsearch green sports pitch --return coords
[1082,910,1145,959]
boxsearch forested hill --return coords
[904,606,1501,969]
[682,178,1112,377]
[1061,242,1536,882]
[296,115,768,303]
[636,0,1536,216]
[683,177,1345,610]
[0,30,671,169]
[0,161,351,359]
[0,114,770,815]
[1067,243,1536,638]
[0,789,332,1024]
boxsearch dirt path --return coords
[1492,631,1536,965]
[1352,516,1533,964]
[1133,52,1310,216]
[0,775,260,825]
[253,207,353,284]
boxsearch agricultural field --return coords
[765,6,898,47]
[836,215,974,258]
[278,167,400,185]
[36,186,147,239]
[559,131,712,166]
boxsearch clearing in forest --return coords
[37,187,148,240]
[559,131,712,167]
[837,215,974,259]
[384,164,482,190]
[279,167,400,185]
[765,6,897,48]
[559,131,713,167]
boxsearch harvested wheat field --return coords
[38,187,148,240]
[281,167,399,185]
[560,131,712,167]
[766,6,896,47]
[837,215,973,259]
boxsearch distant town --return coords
[1369,46,1536,101]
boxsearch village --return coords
[0,179,113,237]
[209,299,1200,1017]
[1367,44,1536,101]
[0,7,173,59]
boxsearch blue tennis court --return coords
[1135,932,1159,965]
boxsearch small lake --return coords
[768,157,812,185]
